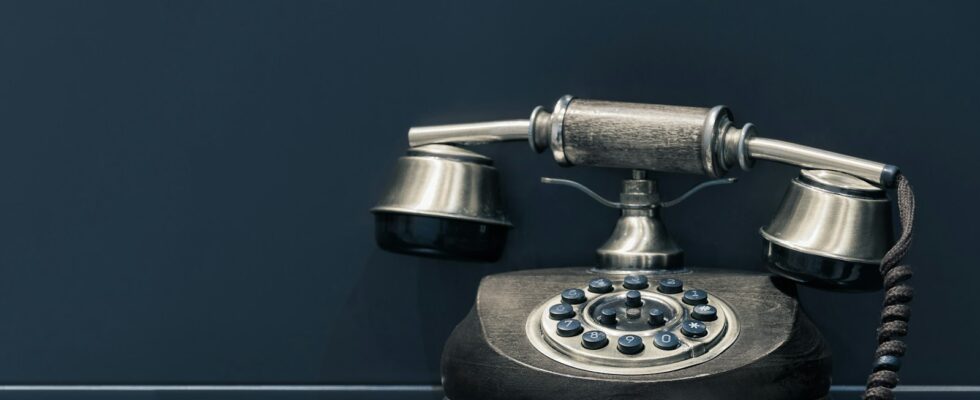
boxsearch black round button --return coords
[680,319,708,338]
[691,304,717,321]
[623,275,649,290]
[581,330,609,350]
[597,307,618,325]
[647,308,667,327]
[617,334,645,354]
[549,303,576,320]
[561,288,587,304]
[556,319,584,337]
[588,278,614,294]
[653,331,680,350]
[657,278,684,294]
[625,290,643,307]
[682,289,708,305]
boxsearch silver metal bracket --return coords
[540,171,736,270]
[540,175,737,209]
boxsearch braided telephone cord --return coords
[863,175,915,400]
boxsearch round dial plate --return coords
[525,277,740,375]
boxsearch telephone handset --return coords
[371,96,914,400]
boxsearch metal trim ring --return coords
[701,106,732,178]
[737,123,756,171]
[550,95,574,166]
[528,105,545,153]
[759,227,882,264]
[525,282,740,375]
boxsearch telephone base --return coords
[441,267,831,400]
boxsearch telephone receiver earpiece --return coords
[762,169,894,291]
[371,144,511,261]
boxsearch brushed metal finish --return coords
[761,170,892,263]
[525,279,738,375]
[541,173,687,270]
[371,145,511,226]
[801,169,882,193]
[407,120,530,147]
[398,95,898,187]
[746,137,891,187]
[559,99,725,175]
[596,208,684,269]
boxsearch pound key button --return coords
[556,319,584,337]
[692,304,717,321]
[548,303,576,320]
[682,289,709,305]
[617,334,645,354]
[623,275,649,290]
[657,278,684,294]
[588,278,614,293]
[680,319,708,338]
[581,330,609,350]
[560,288,587,304]
[653,331,680,350]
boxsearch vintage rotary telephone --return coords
[371,96,915,400]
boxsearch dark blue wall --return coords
[0,0,976,389]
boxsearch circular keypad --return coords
[526,275,739,375]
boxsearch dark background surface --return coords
[0,0,976,393]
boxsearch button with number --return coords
[588,278,614,294]
[623,275,649,290]
[682,289,709,305]
[597,307,618,325]
[657,278,684,294]
[561,288,587,304]
[653,331,680,350]
[617,334,645,354]
[549,303,576,320]
[556,319,584,337]
[581,330,609,350]
[680,319,708,338]
[625,290,643,307]
[692,304,717,321]
[647,307,667,327]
